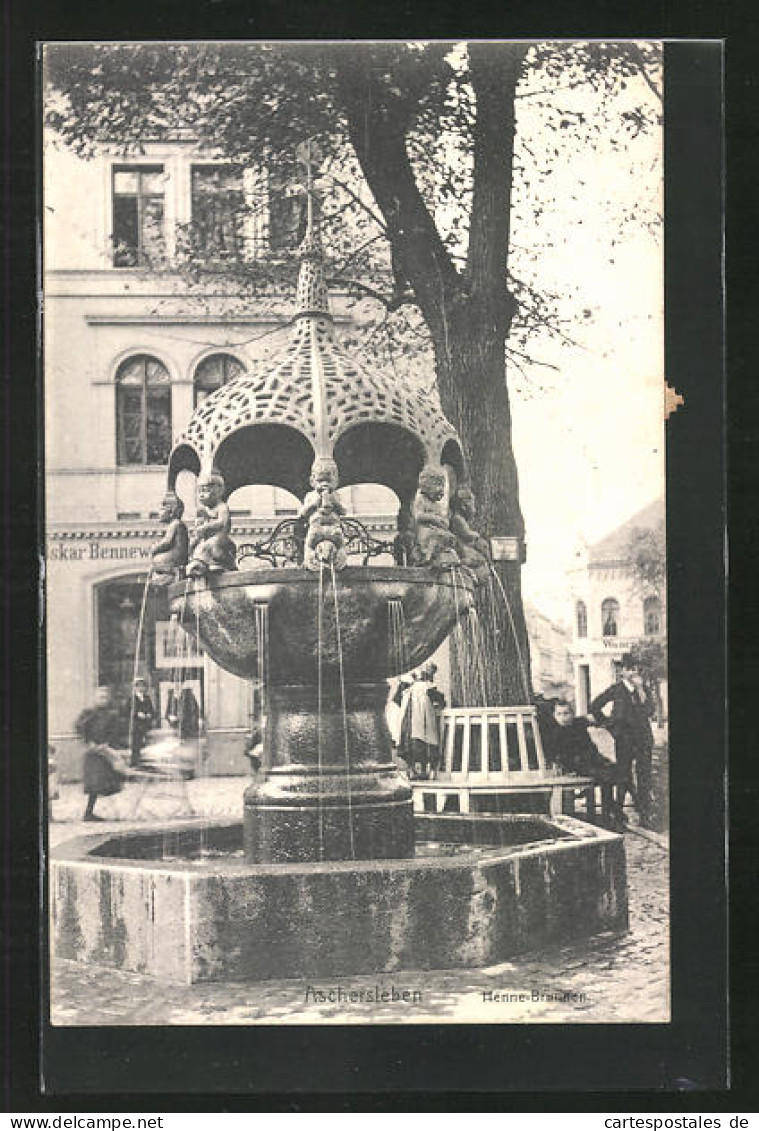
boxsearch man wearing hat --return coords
[129,677,156,767]
[589,654,656,828]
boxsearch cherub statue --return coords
[150,492,189,585]
[187,469,237,579]
[298,457,348,571]
[410,465,460,570]
[449,484,492,587]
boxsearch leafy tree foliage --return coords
[45,41,661,703]
[625,520,666,598]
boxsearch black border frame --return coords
[4,1,737,1109]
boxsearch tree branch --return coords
[627,44,663,105]
[332,50,466,342]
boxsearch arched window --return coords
[644,596,662,636]
[194,353,246,405]
[576,600,588,638]
[601,598,620,637]
[116,355,171,466]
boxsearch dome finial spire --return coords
[294,139,330,319]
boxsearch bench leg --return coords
[600,784,615,823]
[585,786,597,819]
[550,786,564,816]
[460,790,471,814]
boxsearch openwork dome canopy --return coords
[168,191,465,506]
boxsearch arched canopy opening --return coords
[214,423,315,500]
[227,484,302,518]
[167,443,201,493]
[441,438,466,483]
[175,469,199,519]
[337,483,400,517]
[333,422,425,508]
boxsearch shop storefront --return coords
[46,525,256,781]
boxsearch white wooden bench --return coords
[411,705,594,817]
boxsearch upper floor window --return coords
[112,166,166,268]
[644,595,662,636]
[576,600,588,638]
[268,168,307,253]
[601,598,620,637]
[193,353,246,406]
[116,355,171,466]
[191,165,245,258]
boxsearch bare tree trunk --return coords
[434,315,532,705]
[336,43,533,705]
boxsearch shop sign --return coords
[602,637,635,651]
[47,538,153,562]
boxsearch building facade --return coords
[566,500,667,717]
[44,137,400,780]
[524,603,573,700]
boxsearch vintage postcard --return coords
[43,39,676,1033]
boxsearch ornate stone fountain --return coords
[51,170,628,986]
[165,186,477,864]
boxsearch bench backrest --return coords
[437,706,549,784]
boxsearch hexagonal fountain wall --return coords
[52,815,628,983]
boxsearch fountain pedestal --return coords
[170,566,475,864]
[244,683,413,863]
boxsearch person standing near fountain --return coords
[244,720,265,777]
[399,664,446,779]
[589,654,656,829]
[129,677,156,767]
[75,687,131,821]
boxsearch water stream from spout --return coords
[127,569,153,760]
[467,607,490,709]
[330,560,356,861]
[388,597,409,676]
[488,565,532,703]
[316,564,326,862]
[194,584,207,859]
[450,568,475,708]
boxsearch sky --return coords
[506,52,664,622]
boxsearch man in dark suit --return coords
[543,699,625,830]
[129,677,156,767]
[590,653,655,828]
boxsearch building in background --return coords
[524,603,573,700]
[44,136,399,780]
[567,499,667,719]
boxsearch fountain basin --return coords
[51,815,628,984]
[169,566,477,864]
[169,566,476,684]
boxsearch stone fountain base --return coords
[244,682,414,863]
[51,815,628,985]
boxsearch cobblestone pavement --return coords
[49,777,669,1026]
